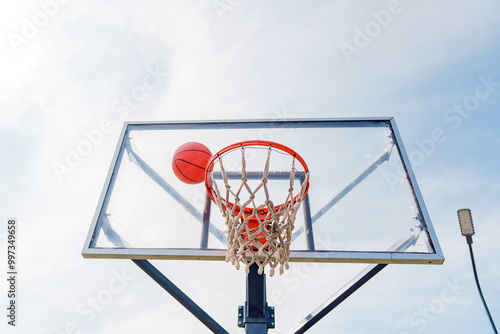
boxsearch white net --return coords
[206,143,310,276]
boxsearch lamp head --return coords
[457,209,475,239]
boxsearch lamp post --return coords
[457,209,498,334]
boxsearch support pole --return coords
[200,192,211,249]
[133,260,228,334]
[288,264,387,333]
[287,235,418,333]
[238,264,275,333]
[301,185,315,251]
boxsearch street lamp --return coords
[457,209,498,334]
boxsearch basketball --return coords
[172,142,212,184]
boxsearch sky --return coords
[1,0,499,333]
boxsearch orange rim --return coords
[205,140,309,214]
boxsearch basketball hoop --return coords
[205,140,310,276]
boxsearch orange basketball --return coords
[172,142,212,184]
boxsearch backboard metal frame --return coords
[82,118,444,265]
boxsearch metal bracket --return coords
[238,304,275,329]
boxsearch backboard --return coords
[82,118,444,265]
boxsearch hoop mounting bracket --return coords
[238,304,275,329]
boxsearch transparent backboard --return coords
[82,118,444,265]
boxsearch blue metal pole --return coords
[133,260,228,334]
[288,235,419,333]
[239,263,275,333]
[200,192,211,249]
[246,264,268,334]
[288,263,387,334]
